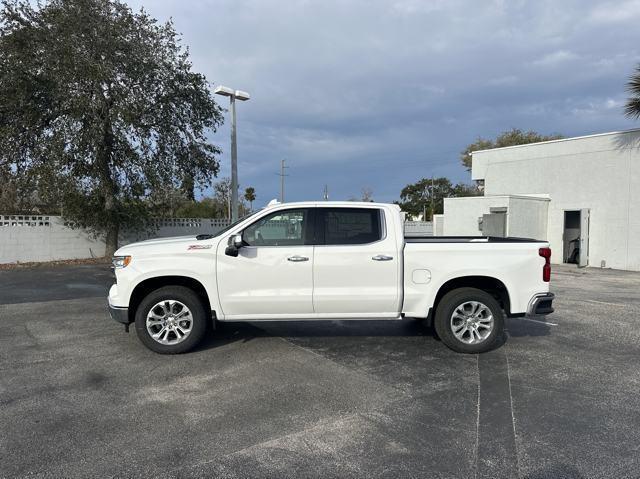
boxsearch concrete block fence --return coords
[404,221,433,236]
[0,215,232,264]
[1,215,433,264]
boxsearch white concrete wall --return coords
[472,129,640,270]
[443,196,510,236]
[507,196,549,240]
[432,214,444,236]
[0,216,106,263]
[442,195,549,239]
[0,216,232,264]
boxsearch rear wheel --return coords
[434,287,504,353]
[134,286,207,354]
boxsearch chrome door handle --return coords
[287,255,309,262]
[372,255,393,261]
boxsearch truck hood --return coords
[114,235,209,256]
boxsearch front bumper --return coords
[108,302,130,324]
[108,283,131,324]
[527,292,555,316]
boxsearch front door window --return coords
[243,209,308,246]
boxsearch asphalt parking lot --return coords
[1,264,640,478]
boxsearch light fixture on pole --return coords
[214,85,250,222]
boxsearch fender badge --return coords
[188,245,212,250]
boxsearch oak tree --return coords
[0,0,224,254]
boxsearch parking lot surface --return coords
[1,264,640,478]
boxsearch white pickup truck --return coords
[108,201,554,354]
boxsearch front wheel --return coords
[134,286,208,354]
[434,287,504,354]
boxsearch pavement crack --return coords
[505,349,521,479]
[476,349,520,479]
[474,353,480,479]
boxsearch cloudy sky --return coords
[127,0,640,204]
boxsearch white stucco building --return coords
[440,129,640,271]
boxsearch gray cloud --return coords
[127,0,640,203]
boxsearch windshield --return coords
[212,210,261,238]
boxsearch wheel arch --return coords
[128,275,212,323]
[432,275,512,318]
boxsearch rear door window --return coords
[317,208,383,245]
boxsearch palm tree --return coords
[244,187,256,212]
[625,65,640,118]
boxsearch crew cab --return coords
[107,201,554,354]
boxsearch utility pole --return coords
[430,176,435,221]
[323,184,329,201]
[423,184,428,221]
[277,159,289,202]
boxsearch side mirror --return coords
[225,234,243,257]
[230,234,243,248]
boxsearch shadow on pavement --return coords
[193,317,439,353]
[506,316,554,338]
[194,314,555,354]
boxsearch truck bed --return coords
[405,236,546,243]
[401,237,550,317]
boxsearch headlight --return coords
[112,256,131,269]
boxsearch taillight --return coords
[539,247,551,282]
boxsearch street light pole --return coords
[214,85,250,222]
[229,95,238,222]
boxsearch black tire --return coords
[134,286,207,354]
[434,287,504,354]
